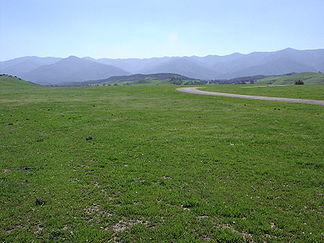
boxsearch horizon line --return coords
[1,47,324,62]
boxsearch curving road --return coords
[176,87,324,106]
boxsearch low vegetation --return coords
[294,80,304,85]
[1,76,323,242]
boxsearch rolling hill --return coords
[61,73,199,86]
[256,72,324,85]
[0,74,37,90]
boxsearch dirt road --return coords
[176,87,324,105]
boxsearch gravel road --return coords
[176,87,324,105]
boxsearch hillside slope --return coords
[62,73,199,86]
[0,75,36,89]
[256,72,324,85]
[0,75,38,100]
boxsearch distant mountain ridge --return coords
[0,56,61,77]
[1,56,128,85]
[1,48,323,85]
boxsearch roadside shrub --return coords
[294,80,304,85]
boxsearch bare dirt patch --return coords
[215,223,253,240]
[85,204,113,219]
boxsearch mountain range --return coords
[0,48,323,85]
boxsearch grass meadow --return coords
[203,84,324,100]
[1,76,323,242]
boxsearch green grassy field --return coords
[256,72,324,85]
[1,76,324,242]
[203,84,324,100]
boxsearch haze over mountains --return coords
[24,56,128,85]
[0,48,323,85]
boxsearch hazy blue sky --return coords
[1,0,323,60]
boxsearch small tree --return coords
[294,80,304,85]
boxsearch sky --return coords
[0,0,324,60]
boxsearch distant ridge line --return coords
[1,48,324,84]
